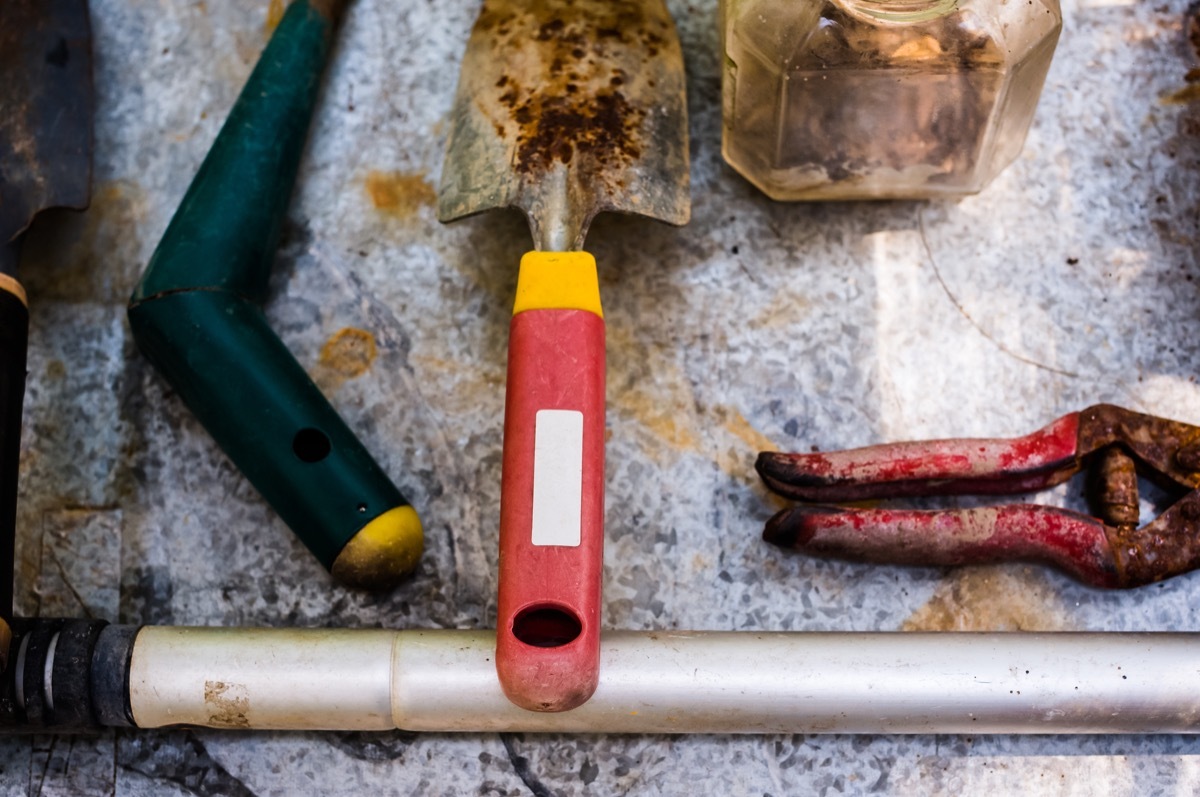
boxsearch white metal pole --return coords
[128,628,1200,734]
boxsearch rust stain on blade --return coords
[475,0,669,176]
[439,0,689,248]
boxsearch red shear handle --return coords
[496,253,604,712]
[757,412,1083,502]
[764,504,1120,588]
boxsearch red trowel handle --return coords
[496,252,604,713]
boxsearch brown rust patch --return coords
[203,680,251,728]
[607,326,772,482]
[1108,490,1200,587]
[364,170,436,218]
[510,90,644,176]
[1162,66,1200,104]
[1162,83,1200,105]
[315,327,376,393]
[1091,447,1139,529]
[614,388,700,452]
[265,0,286,32]
[722,409,779,455]
[1078,404,1200,489]
[475,0,676,178]
[902,566,1072,632]
[320,327,377,378]
[440,0,689,236]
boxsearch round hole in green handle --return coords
[512,604,582,648]
[292,427,331,463]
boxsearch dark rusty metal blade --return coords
[0,0,91,651]
[438,0,690,251]
[0,0,94,250]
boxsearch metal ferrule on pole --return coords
[127,628,1200,735]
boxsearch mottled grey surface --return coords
[1,0,1199,793]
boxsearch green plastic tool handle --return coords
[128,291,417,577]
[131,0,337,304]
[128,0,422,589]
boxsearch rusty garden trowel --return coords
[0,0,93,672]
[439,0,689,712]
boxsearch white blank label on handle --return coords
[531,409,583,547]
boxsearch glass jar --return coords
[719,0,1062,200]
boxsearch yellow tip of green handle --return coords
[331,506,425,591]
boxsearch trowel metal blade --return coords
[438,0,690,251]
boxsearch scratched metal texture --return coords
[1,0,1199,794]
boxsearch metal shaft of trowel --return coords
[101,627,1200,734]
[531,169,582,252]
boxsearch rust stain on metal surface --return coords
[320,327,377,378]
[714,405,778,480]
[203,680,251,728]
[316,327,377,393]
[1077,404,1200,488]
[722,409,778,455]
[1091,447,1139,529]
[1072,404,1200,588]
[615,389,700,452]
[364,171,436,219]
[265,0,285,32]
[607,327,774,481]
[748,290,816,330]
[476,0,667,179]
[1161,63,1200,104]
[438,0,690,246]
[902,566,1072,632]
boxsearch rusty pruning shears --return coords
[756,405,1200,589]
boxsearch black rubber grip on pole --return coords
[47,619,107,728]
[91,624,139,727]
[0,619,139,733]
[12,617,64,728]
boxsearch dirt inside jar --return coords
[722,0,1010,199]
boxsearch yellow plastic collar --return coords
[513,252,602,318]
